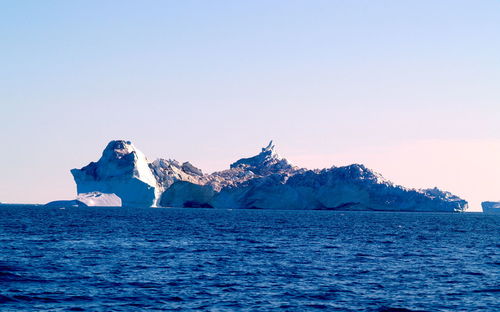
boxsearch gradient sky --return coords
[1,1,499,211]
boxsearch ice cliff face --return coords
[71,140,159,207]
[71,140,468,212]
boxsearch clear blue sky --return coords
[1,1,499,210]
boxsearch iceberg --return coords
[70,139,468,212]
[71,140,159,207]
[481,201,500,214]
[210,165,467,211]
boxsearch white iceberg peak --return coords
[262,140,275,153]
[71,140,159,207]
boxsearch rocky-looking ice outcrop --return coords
[210,165,467,211]
[202,140,301,192]
[230,141,296,175]
[45,192,122,208]
[481,201,500,213]
[161,143,467,212]
[149,159,206,190]
[71,141,159,207]
[70,139,468,212]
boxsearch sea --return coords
[0,206,498,312]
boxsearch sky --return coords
[0,1,499,211]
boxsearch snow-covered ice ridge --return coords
[70,140,468,211]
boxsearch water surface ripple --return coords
[0,206,498,311]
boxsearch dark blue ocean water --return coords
[0,206,498,312]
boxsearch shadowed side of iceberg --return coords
[159,181,214,208]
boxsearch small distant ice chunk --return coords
[77,192,122,207]
[482,201,500,214]
[45,192,121,208]
[44,199,88,208]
